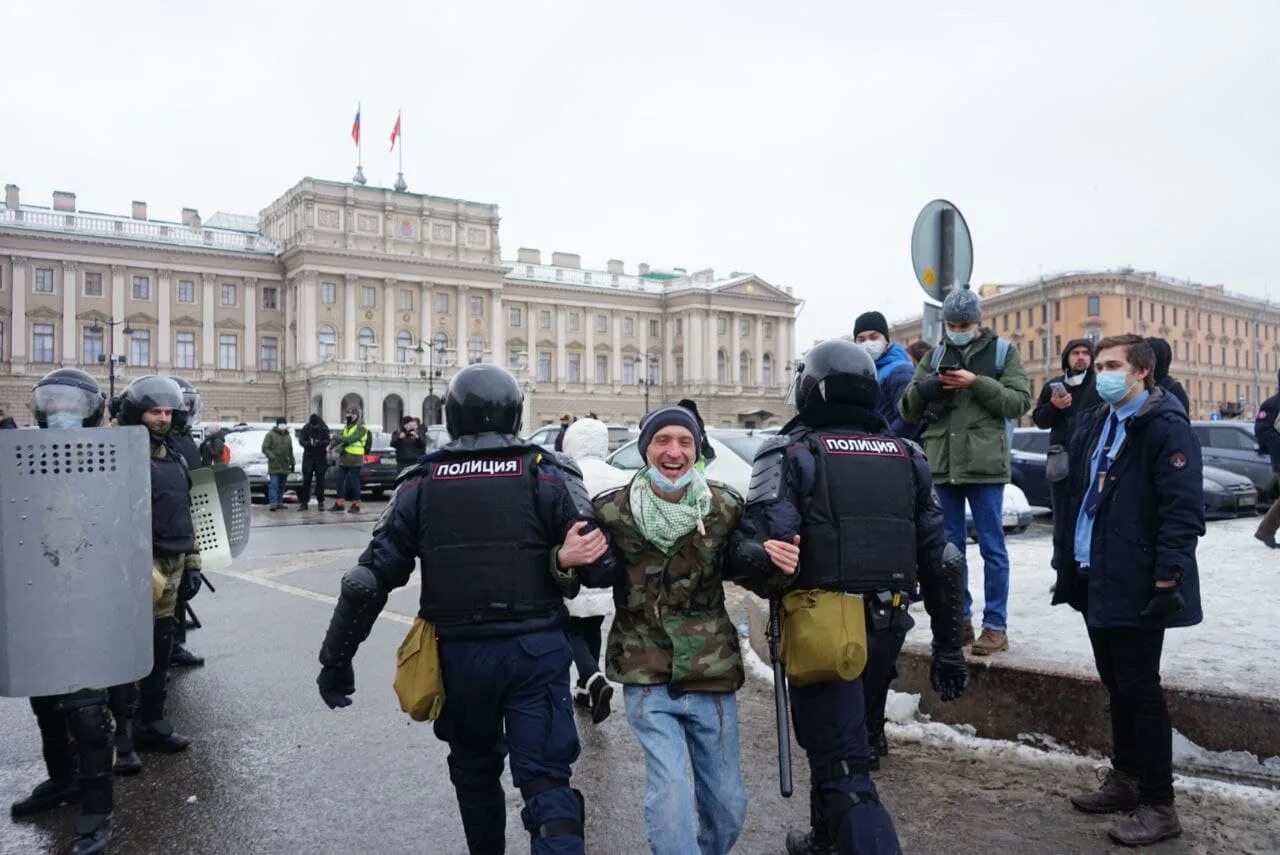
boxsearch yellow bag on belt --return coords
[779,589,868,686]
[393,617,446,722]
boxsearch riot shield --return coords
[189,466,252,570]
[0,426,153,697]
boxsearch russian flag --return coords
[351,105,361,146]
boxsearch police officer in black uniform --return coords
[315,363,614,855]
[116,375,196,753]
[10,369,116,854]
[740,340,969,855]
[169,377,206,668]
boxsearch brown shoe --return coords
[1107,804,1181,846]
[969,629,1008,656]
[962,623,975,646]
[1071,768,1139,814]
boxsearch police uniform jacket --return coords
[356,437,612,640]
[1051,389,1204,629]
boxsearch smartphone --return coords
[1050,381,1067,395]
[939,367,958,375]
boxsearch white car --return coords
[964,483,1034,536]
[605,435,752,496]
[221,427,306,498]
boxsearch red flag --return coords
[389,112,401,152]
[351,105,361,146]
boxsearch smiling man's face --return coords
[645,425,696,484]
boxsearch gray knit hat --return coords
[942,285,981,324]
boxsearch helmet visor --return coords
[33,384,101,426]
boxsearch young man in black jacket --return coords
[1032,339,1100,513]
[1253,369,1280,547]
[1053,335,1204,847]
[297,414,330,511]
[390,415,427,472]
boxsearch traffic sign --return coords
[911,199,973,302]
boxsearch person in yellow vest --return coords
[329,408,372,514]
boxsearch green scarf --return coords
[629,467,713,553]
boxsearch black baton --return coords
[768,596,793,798]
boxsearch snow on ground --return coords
[902,516,1280,699]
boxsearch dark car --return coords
[1010,427,1255,520]
[1190,420,1278,504]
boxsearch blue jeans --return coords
[267,473,287,506]
[623,685,747,855]
[935,483,1010,632]
[338,465,362,502]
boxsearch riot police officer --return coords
[168,377,206,669]
[116,375,196,753]
[10,369,116,854]
[741,339,969,855]
[315,363,614,854]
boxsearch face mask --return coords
[946,330,975,347]
[276,426,288,433]
[1063,372,1086,387]
[1095,370,1136,404]
[859,339,887,360]
[147,421,172,438]
[47,413,82,430]
[647,466,694,493]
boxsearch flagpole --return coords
[394,109,407,192]
[353,100,367,185]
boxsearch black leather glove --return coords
[317,662,355,709]
[1140,587,1185,620]
[179,568,202,601]
[930,647,969,702]
[916,374,947,403]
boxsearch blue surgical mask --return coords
[1095,370,1135,404]
[946,330,975,347]
[647,466,694,493]
[47,413,82,430]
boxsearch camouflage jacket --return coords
[593,482,746,694]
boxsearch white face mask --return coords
[859,339,887,361]
[1063,373,1085,387]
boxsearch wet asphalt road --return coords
[3,505,1276,854]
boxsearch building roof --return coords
[502,260,795,301]
[203,211,260,233]
[0,204,280,255]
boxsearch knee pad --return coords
[520,782,584,841]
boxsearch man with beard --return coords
[1033,339,1101,514]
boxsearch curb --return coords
[743,596,1280,760]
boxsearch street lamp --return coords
[88,318,135,401]
[415,337,446,425]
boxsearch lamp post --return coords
[415,337,446,425]
[88,318,135,401]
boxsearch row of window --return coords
[23,323,279,371]
[28,267,281,309]
[1023,330,1278,373]
[994,295,1280,343]
[524,350,776,386]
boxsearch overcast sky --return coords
[4,1,1278,351]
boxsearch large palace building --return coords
[890,271,1280,421]
[0,179,801,430]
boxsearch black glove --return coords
[1139,587,1185,620]
[317,662,355,709]
[930,647,969,702]
[916,374,947,403]
[179,568,202,601]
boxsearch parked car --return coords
[1011,428,1052,509]
[222,426,304,500]
[526,423,637,453]
[324,428,398,499]
[708,428,772,465]
[606,434,752,495]
[1190,420,1277,504]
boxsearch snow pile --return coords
[903,516,1280,698]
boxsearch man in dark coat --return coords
[1252,369,1280,547]
[390,416,427,472]
[297,414,331,510]
[1032,338,1101,512]
[852,310,919,439]
[1145,337,1189,414]
[1052,335,1203,847]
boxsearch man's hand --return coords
[1050,389,1073,410]
[558,520,607,569]
[317,662,355,709]
[938,368,978,389]
[763,535,801,575]
[1140,587,1185,620]
[930,647,969,701]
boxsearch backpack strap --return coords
[995,337,1010,375]
[930,344,945,371]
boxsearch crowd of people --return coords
[9,280,1279,854]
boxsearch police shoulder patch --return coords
[1169,451,1187,469]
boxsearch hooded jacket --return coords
[299,415,331,461]
[873,342,921,439]
[1051,387,1204,629]
[1255,369,1280,472]
[561,419,631,619]
[1147,337,1190,414]
[1032,338,1102,446]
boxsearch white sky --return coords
[4,1,1278,351]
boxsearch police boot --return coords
[112,721,143,776]
[170,643,205,668]
[786,793,836,854]
[10,778,79,818]
[71,813,112,855]
[868,729,889,771]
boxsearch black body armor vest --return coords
[151,441,195,555]
[416,449,561,626]
[795,427,918,593]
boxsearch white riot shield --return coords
[189,466,252,570]
[0,426,153,697]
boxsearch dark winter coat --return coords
[299,418,331,461]
[1031,338,1102,447]
[390,428,427,466]
[873,343,920,439]
[1148,337,1190,414]
[1051,388,1204,630]
[1255,384,1280,473]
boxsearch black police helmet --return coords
[795,339,879,413]
[443,363,524,439]
[172,376,202,422]
[31,368,106,428]
[117,375,184,427]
